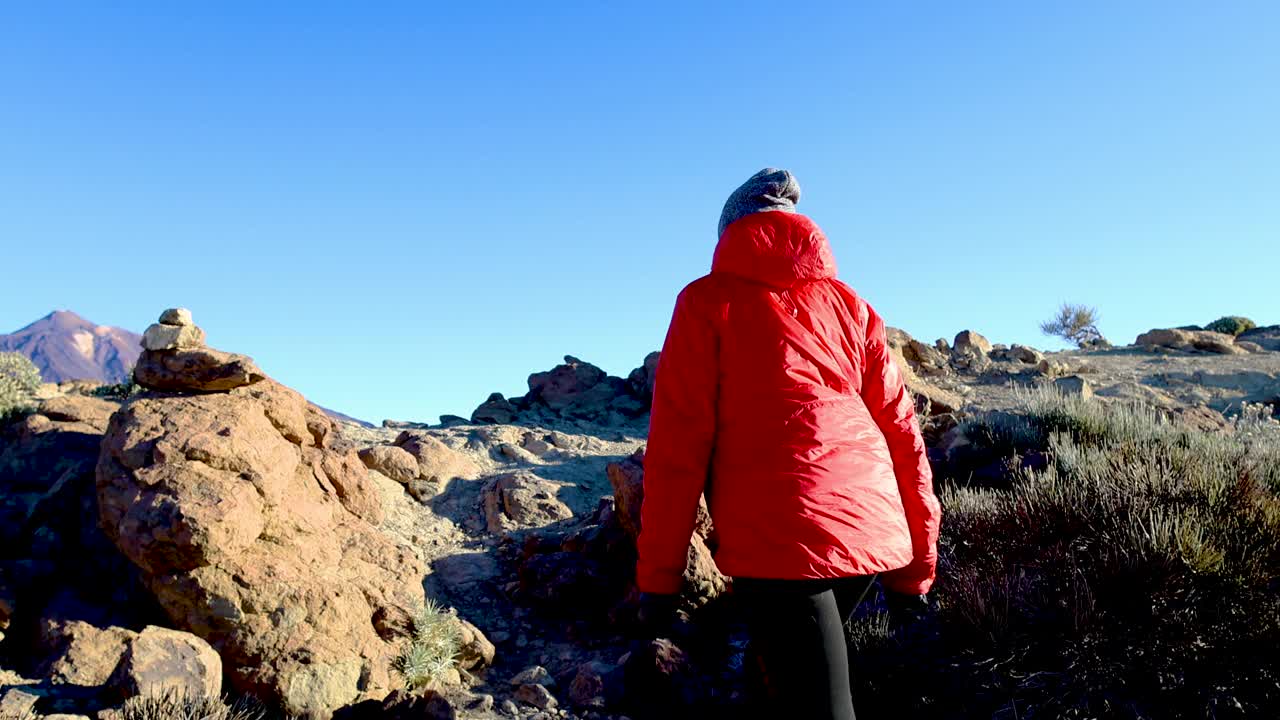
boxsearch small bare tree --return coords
[1041,303,1105,347]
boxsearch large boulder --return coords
[357,445,419,484]
[97,375,426,718]
[36,619,136,686]
[133,346,266,392]
[1135,328,1244,355]
[393,432,480,483]
[481,471,574,534]
[886,329,950,377]
[953,330,993,356]
[604,451,726,605]
[106,626,222,701]
[471,393,517,425]
[471,354,656,426]
[626,352,662,404]
[951,330,993,372]
[527,356,608,412]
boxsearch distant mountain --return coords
[0,311,141,384]
[1,310,375,426]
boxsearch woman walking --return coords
[636,168,941,719]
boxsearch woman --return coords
[635,168,942,719]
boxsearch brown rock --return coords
[97,377,426,718]
[482,472,574,534]
[471,393,517,424]
[37,619,136,686]
[886,327,949,377]
[133,347,266,392]
[608,450,713,543]
[1136,328,1244,355]
[605,451,725,603]
[1053,375,1094,399]
[568,661,613,709]
[1170,405,1230,434]
[36,395,119,432]
[107,626,222,701]
[455,618,495,671]
[626,351,662,401]
[953,330,993,356]
[394,432,480,484]
[528,356,608,411]
[357,445,419,484]
[885,340,964,415]
[515,682,558,710]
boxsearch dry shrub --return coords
[851,388,1280,719]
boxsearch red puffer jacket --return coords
[636,210,941,596]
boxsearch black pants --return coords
[735,575,877,720]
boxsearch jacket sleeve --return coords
[859,304,942,595]
[635,286,719,595]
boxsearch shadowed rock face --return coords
[96,378,425,719]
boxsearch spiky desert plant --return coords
[0,351,42,420]
[391,598,462,691]
[116,691,267,720]
[1204,315,1257,337]
[1040,303,1105,348]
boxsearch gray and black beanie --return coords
[717,167,802,238]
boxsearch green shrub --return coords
[117,692,267,720]
[1204,316,1257,337]
[92,374,144,399]
[850,388,1280,718]
[391,599,462,691]
[0,351,42,421]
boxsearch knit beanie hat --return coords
[717,168,802,238]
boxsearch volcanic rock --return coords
[393,432,480,484]
[97,374,426,718]
[1136,328,1244,355]
[471,393,517,424]
[133,346,265,392]
[482,472,574,534]
[106,626,222,701]
[1053,375,1094,399]
[36,619,136,686]
[357,445,419,484]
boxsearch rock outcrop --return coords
[1136,328,1244,355]
[950,329,993,372]
[1237,325,1280,352]
[470,355,658,427]
[96,311,426,719]
[0,391,154,647]
[884,328,965,415]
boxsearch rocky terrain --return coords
[0,309,1277,719]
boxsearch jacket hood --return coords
[711,210,837,288]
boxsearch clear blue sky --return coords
[2,2,1276,423]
